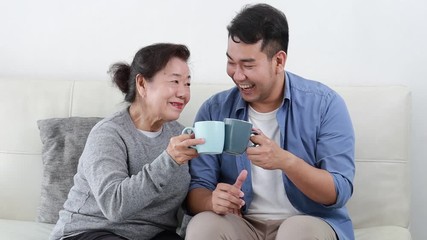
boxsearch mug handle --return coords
[182,127,197,149]
[249,130,260,147]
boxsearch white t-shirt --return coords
[246,105,300,220]
[139,127,163,138]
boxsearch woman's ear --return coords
[135,74,146,97]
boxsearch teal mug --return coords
[182,121,225,154]
[223,118,254,155]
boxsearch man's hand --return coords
[211,170,247,216]
[247,129,289,170]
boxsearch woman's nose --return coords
[176,84,188,99]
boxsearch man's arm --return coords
[187,188,214,214]
[279,151,337,205]
[247,92,354,206]
[248,133,337,205]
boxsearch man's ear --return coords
[135,74,146,97]
[274,50,287,74]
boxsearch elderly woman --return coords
[50,43,204,240]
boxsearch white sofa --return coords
[0,79,412,240]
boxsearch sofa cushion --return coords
[354,226,412,240]
[0,219,54,240]
[36,117,102,224]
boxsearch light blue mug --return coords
[182,121,225,154]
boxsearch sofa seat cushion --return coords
[354,226,411,240]
[0,219,54,240]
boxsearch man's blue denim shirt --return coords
[188,71,355,240]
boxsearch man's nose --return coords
[233,67,246,81]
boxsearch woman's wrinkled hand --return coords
[166,133,205,165]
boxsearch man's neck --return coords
[249,73,285,113]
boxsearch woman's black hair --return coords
[108,43,190,102]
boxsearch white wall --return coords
[1,0,426,239]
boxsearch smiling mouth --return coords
[171,102,184,109]
[239,83,254,90]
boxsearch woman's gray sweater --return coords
[50,108,190,240]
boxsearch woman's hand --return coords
[166,133,205,165]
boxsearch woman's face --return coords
[141,57,191,123]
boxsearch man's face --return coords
[226,37,284,112]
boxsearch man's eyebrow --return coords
[226,52,233,60]
[226,52,255,63]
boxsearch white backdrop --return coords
[1,0,426,239]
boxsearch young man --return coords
[186,3,355,240]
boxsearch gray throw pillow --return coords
[37,117,102,224]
